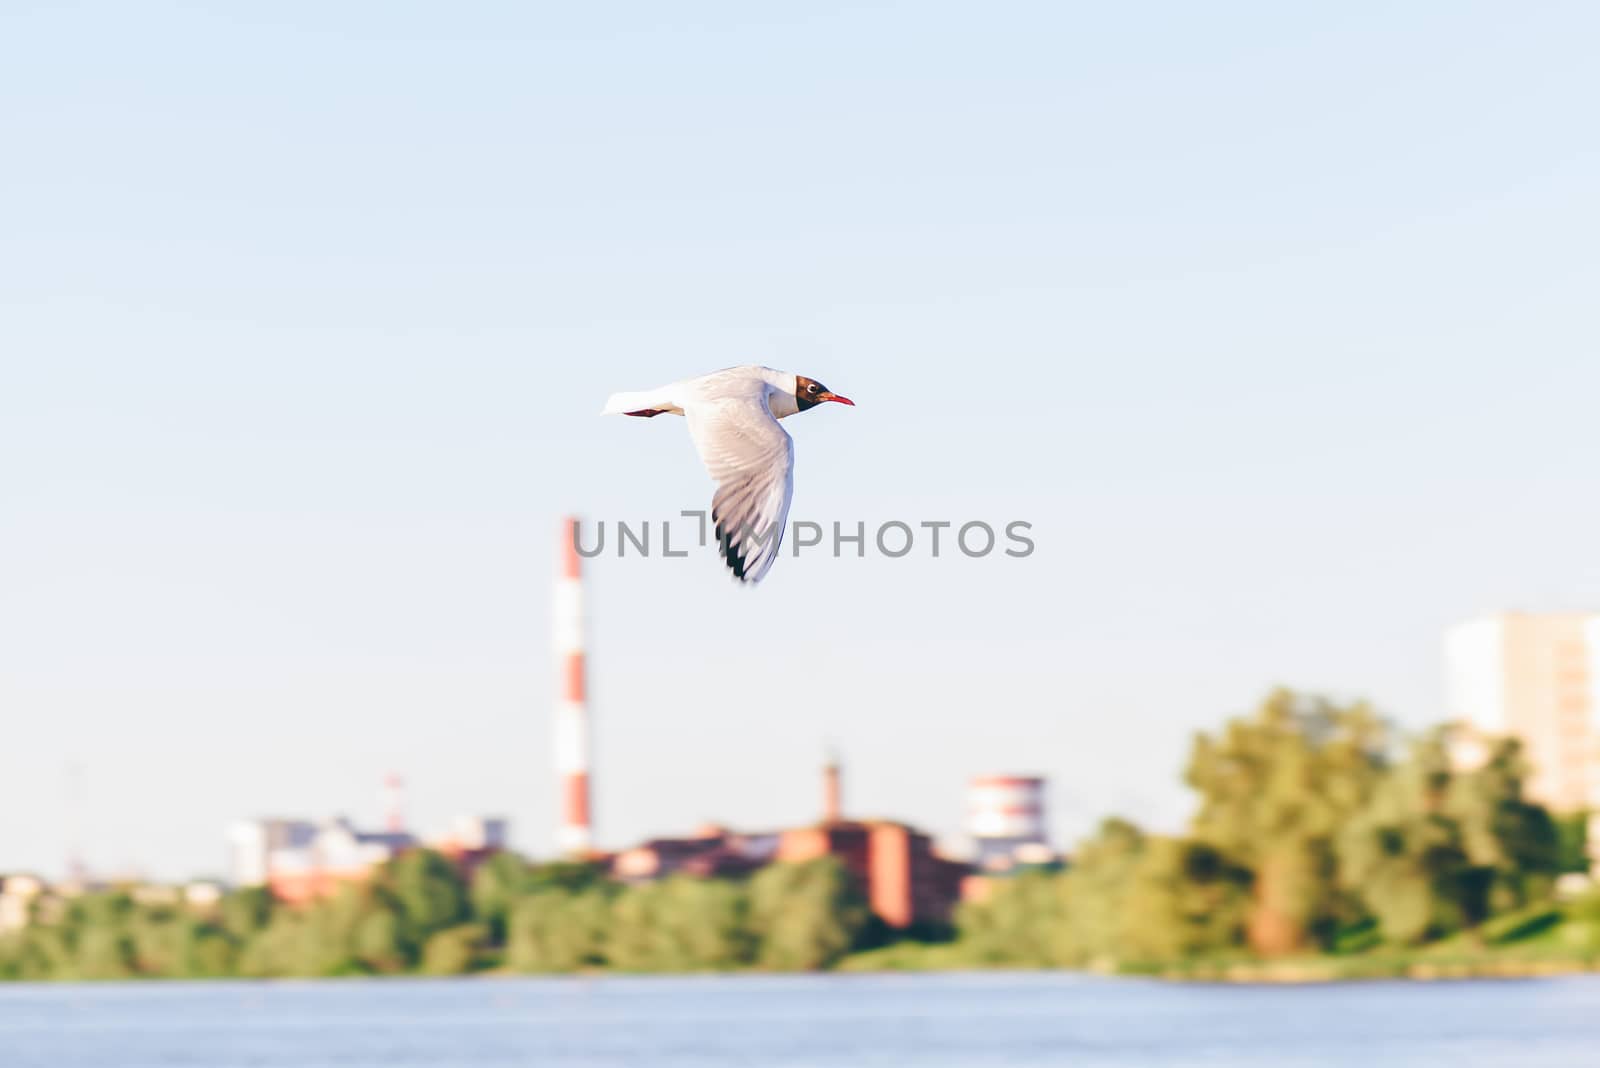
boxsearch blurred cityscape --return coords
[206,760,1047,934]
[3,520,1599,979]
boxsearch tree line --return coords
[0,852,871,981]
[960,689,1582,967]
[2,689,1590,980]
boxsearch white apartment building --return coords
[1444,613,1600,814]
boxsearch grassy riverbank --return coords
[839,898,1600,982]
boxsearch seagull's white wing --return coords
[683,384,794,584]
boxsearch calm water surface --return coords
[3,972,1600,1067]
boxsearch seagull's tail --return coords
[601,389,681,417]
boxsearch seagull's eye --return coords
[808,383,820,393]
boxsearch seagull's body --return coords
[603,365,854,584]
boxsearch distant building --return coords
[230,816,416,904]
[778,818,966,930]
[1445,613,1600,812]
[131,883,181,907]
[229,800,508,903]
[612,825,781,883]
[0,874,45,932]
[443,815,509,853]
[966,775,1051,871]
[434,816,513,885]
[784,759,968,930]
[183,880,225,909]
[227,818,317,888]
[609,760,969,931]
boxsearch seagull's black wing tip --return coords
[713,502,772,585]
[714,516,750,582]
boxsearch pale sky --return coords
[3,3,1598,880]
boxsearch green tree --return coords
[958,819,1248,968]
[607,877,752,971]
[354,906,408,973]
[956,868,1069,967]
[470,853,530,944]
[384,850,468,946]
[1053,818,1149,965]
[1443,736,1560,916]
[1187,689,1388,955]
[1337,730,1562,944]
[420,924,487,975]
[259,882,381,977]
[1555,810,1590,874]
[524,860,608,896]
[506,889,611,972]
[127,910,195,977]
[189,926,237,977]
[1337,740,1471,944]
[2,927,73,981]
[1118,838,1251,961]
[606,883,665,970]
[220,887,274,941]
[238,912,310,978]
[75,925,136,980]
[748,859,867,971]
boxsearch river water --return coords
[3,971,1599,1067]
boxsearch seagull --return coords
[602,365,855,584]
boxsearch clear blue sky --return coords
[3,2,1598,879]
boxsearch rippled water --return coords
[4,971,1600,1067]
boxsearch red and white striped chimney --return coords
[382,772,405,834]
[553,516,592,855]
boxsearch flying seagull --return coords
[602,365,855,584]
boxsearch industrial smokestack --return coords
[382,773,405,833]
[553,516,592,855]
[822,751,842,824]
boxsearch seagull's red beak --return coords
[819,391,855,406]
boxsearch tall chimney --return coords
[822,752,842,824]
[382,772,405,833]
[553,516,592,855]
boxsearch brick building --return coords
[608,759,968,930]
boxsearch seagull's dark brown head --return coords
[794,375,855,413]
